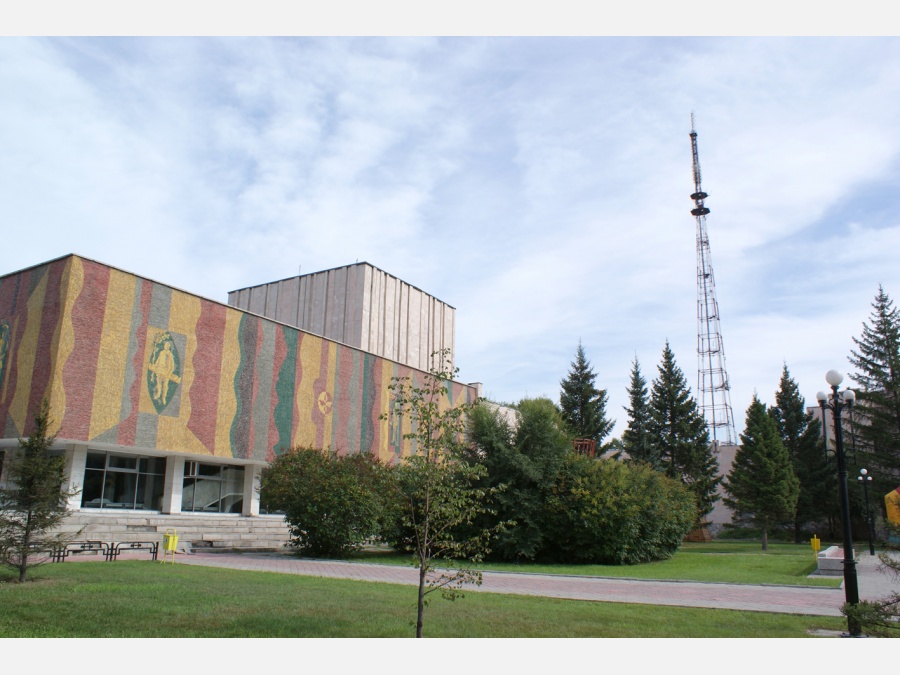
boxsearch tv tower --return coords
[689,114,737,446]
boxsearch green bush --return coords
[465,399,696,565]
[462,398,571,561]
[545,457,696,564]
[259,447,393,558]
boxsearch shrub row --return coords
[261,399,696,565]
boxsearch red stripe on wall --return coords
[336,348,358,455]
[186,301,226,453]
[59,260,110,441]
[266,327,288,462]
[371,357,385,456]
[25,261,66,434]
[0,269,33,424]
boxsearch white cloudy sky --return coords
[3,34,900,439]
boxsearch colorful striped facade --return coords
[0,255,478,540]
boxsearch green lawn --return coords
[0,561,845,638]
[352,541,842,587]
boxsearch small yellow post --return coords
[810,534,821,558]
[161,528,178,564]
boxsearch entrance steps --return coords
[57,512,291,552]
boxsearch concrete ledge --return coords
[61,511,291,550]
[817,545,855,576]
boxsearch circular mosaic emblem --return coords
[317,390,333,415]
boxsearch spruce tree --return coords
[559,342,614,447]
[768,365,836,543]
[0,400,79,582]
[848,286,900,495]
[724,394,800,550]
[648,341,720,522]
[622,356,658,469]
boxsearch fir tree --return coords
[848,286,900,495]
[768,365,836,543]
[622,356,658,469]
[559,342,614,447]
[0,400,80,582]
[648,341,720,522]
[724,394,799,550]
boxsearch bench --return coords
[51,540,159,562]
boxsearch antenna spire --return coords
[689,117,736,446]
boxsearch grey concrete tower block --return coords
[227,262,456,371]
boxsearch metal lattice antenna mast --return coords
[689,114,737,445]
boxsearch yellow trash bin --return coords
[162,528,178,564]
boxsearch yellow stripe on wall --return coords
[89,269,136,440]
[377,361,394,463]
[1,316,20,405]
[213,307,242,457]
[47,257,83,436]
[157,290,208,455]
[322,341,336,450]
[294,333,321,448]
[9,271,49,435]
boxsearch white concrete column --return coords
[242,464,261,516]
[65,445,87,511]
[161,456,185,514]
[0,448,11,486]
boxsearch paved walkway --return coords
[166,550,898,617]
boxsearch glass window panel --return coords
[81,469,105,507]
[197,463,221,477]
[108,455,138,471]
[136,473,165,511]
[221,466,245,514]
[143,457,166,475]
[85,452,106,469]
[181,477,196,511]
[108,471,137,508]
[196,478,223,512]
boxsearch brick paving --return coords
[62,546,897,618]
[160,550,898,617]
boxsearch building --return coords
[228,262,457,372]
[0,255,478,550]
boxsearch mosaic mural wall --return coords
[0,256,478,463]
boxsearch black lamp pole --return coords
[858,468,876,556]
[816,370,861,637]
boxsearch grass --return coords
[0,561,846,638]
[351,541,842,587]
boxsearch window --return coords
[82,452,166,510]
[182,462,244,514]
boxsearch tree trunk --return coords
[416,563,426,638]
[19,513,32,583]
[761,527,768,551]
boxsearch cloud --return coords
[3,37,900,439]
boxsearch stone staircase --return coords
[57,512,291,552]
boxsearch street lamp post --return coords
[858,468,876,556]
[816,369,861,637]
